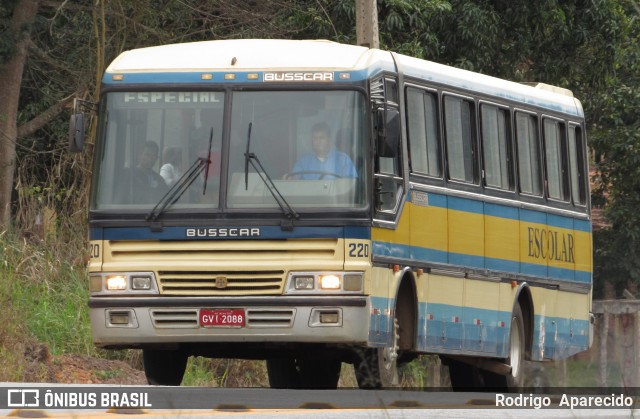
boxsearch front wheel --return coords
[266,357,341,389]
[142,348,188,386]
[354,317,400,388]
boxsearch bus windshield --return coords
[91,90,368,214]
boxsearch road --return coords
[0,385,638,418]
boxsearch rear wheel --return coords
[266,357,341,389]
[445,358,482,391]
[142,348,188,386]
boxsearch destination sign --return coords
[122,92,222,104]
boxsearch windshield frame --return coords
[90,84,371,222]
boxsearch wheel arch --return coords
[393,268,418,352]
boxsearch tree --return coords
[589,1,640,297]
[1,0,302,232]
[0,0,40,230]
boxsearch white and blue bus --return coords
[73,39,593,389]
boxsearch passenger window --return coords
[406,87,441,177]
[481,104,512,190]
[444,96,476,183]
[515,112,542,196]
[543,118,567,201]
[568,125,586,205]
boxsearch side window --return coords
[406,87,441,177]
[568,124,586,205]
[543,118,567,201]
[444,95,476,183]
[481,104,512,190]
[515,112,542,196]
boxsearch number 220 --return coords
[348,243,369,258]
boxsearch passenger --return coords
[160,147,183,186]
[131,141,167,203]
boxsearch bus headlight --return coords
[294,275,315,290]
[106,275,127,290]
[319,274,341,290]
[131,275,152,290]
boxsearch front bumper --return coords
[89,296,370,348]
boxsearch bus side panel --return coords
[485,203,519,273]
[462,278,499,353]
[374,191,592,359]
[447,196,484,269]
[410,193,448,352]
[520,209,548,278]
[529,287,591,361]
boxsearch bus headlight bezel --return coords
[287,272,364,294]
[90,272,159,295]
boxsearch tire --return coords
[505,303,526,389]
[445,358,482,391]
[142,348,188,386]
[266,358,301,389]
[267,358,341,389]
[354,317,400,389]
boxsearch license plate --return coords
[200,309,245,327]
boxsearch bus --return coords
[71,39,593,390]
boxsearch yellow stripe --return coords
[372,201,592,275]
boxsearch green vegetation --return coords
[0,230,90,352]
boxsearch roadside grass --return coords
[541,358,623,387]
[1,231,94,357]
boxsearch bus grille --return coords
[105,238,340,296]
[157,270,285,296]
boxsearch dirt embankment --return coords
[23,342,146,385]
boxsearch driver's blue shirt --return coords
[291,149,357,179]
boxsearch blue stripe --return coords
[91,225,370,241]
[372,241,591,283]
[448,196,484,215]
[102,69,371,85]
[421,192,592,233]
[520,208,547,225]
[485,202,519,219]
[375,298,589,359]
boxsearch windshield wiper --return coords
[243,122,299,223]
[146,128,214,222]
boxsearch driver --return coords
[287,122,357,180]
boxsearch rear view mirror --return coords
[68,112,85,153]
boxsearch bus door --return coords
[370,75,406,345]
[371,76,404,222]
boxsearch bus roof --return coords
[104,39,582,117]
[106,39,374,73]
[396,53,583,117]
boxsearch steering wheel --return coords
[286,171,343,180]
